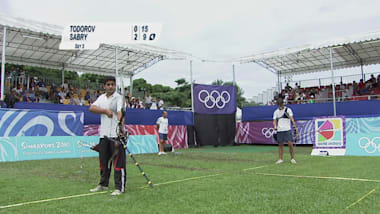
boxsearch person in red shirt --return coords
[358,79,365,90]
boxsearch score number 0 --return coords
[133,25,156,41]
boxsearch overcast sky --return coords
[2,0,380,99]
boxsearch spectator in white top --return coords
[14,85,23,96]
[150,97,157,110]
[284,91,289,104]
[89,76,126,196]
[144,93,152,109]
[62,81,69,92]
[273,98,298,164]
[156,111,169,155]
[294,83,299,92]
[157,97,164,110]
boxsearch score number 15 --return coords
[133,25,156,41]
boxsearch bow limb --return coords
[117,76,126,137]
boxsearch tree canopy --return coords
[132,78,247,108]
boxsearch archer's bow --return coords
[118,76,126,139]
[107,76,127,168]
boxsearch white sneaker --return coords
[158,152,167,155]
[275,159,284,164]
[111,189,122,196]
[291,159,297,164]
[90,185,108,192]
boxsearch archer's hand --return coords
[105,109,113,118]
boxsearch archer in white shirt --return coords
[89,76,126,196]
[273,98,298,164]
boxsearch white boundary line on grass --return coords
[255,172,380,183]
[0,191,108,209]
[140,165,270,188]
[145,173,223,187]
[242,165,269,171]
[345,188,376,210]
[0,165,270,210]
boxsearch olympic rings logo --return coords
[262,128,275,138]
[358,137,380,154]
[198,90,231,109]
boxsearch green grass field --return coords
[1,145,379,214]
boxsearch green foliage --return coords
[151,84,165,93]
[79,73,104,83]
[175,78,187,86]
[212,79,246,108]
[6,64,79,81]
[242,100,261,107]
[133,78,150,92]
[211,79,224,86]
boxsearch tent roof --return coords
[237,31,380,75]
[0,13,189,76]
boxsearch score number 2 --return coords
[133,25,156,41]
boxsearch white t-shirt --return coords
[150,102,157,110]
[145,96,152,104]
[92,92,123,137]
[157,100,164,109]
[273,107,294,132]
[156,116,169,134]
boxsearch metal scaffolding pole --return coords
[129,75,133,96]
[1,26,7,100]
[190,60,194,112]
[277,71,281,93]
[115,47,119,90]
[232,64,236,86]
[330,48,337,116]
[61,70,64,87]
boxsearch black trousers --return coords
[98,137,127,192]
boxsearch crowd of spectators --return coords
[272,74,380,105]
[3,77,165,110]
[3,78,104,108]
[125,93,164,110]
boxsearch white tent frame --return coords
[237,31,380,116]
[0,14,189,100]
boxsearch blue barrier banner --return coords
[0,137,18,161]
[346,117,380,134]
[0,136,159,162]
[14,103,194,125]
[242,100,380,121]
[14,102,99,125]
[346,133,380,156]
[125,108,193,125]
[242,105,277,121]
[295,120,314,144]
[0,109,83,136]
[127,135,159,154]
